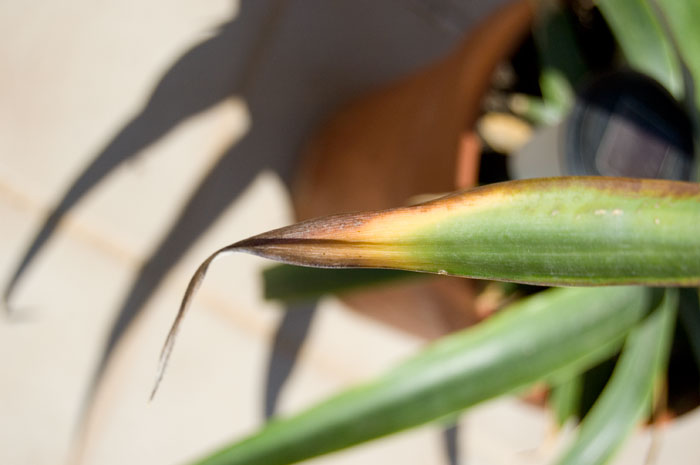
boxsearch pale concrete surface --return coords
[1,1,698,465]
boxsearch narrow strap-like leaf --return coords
[232,177,700,287]
[598,0,682,97]
[554,289,678,465]
[153,177,700,396]
[550,373,584,427]
[191,286,650,465]
[262,265,418,302]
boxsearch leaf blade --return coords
[236,177,700,286]
[598,0,682,97]
[555,289,678,465]
[193,286,650,465]
[152,177,700,398]
[550,373,584,427]
[262,265,419,302]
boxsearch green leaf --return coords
[531,1,582,123]
[598,0,682,97]
[534,1,587,91]
[554,288,678,465]
[655,0,700,111]
[550,373,584,427]
[539,68,575,113]
[653,0,700,179]
[509,93,563,126]
[152,177,700,399]
[262,265,419,302]
[192,286,650,465]
[599,0,700,179]
[230,178,700,287]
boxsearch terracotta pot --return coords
[291,0,534,339]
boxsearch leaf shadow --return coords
[4,0,501,462]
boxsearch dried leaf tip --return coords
[150,245,238,401]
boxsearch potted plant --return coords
[149,1,700,465]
